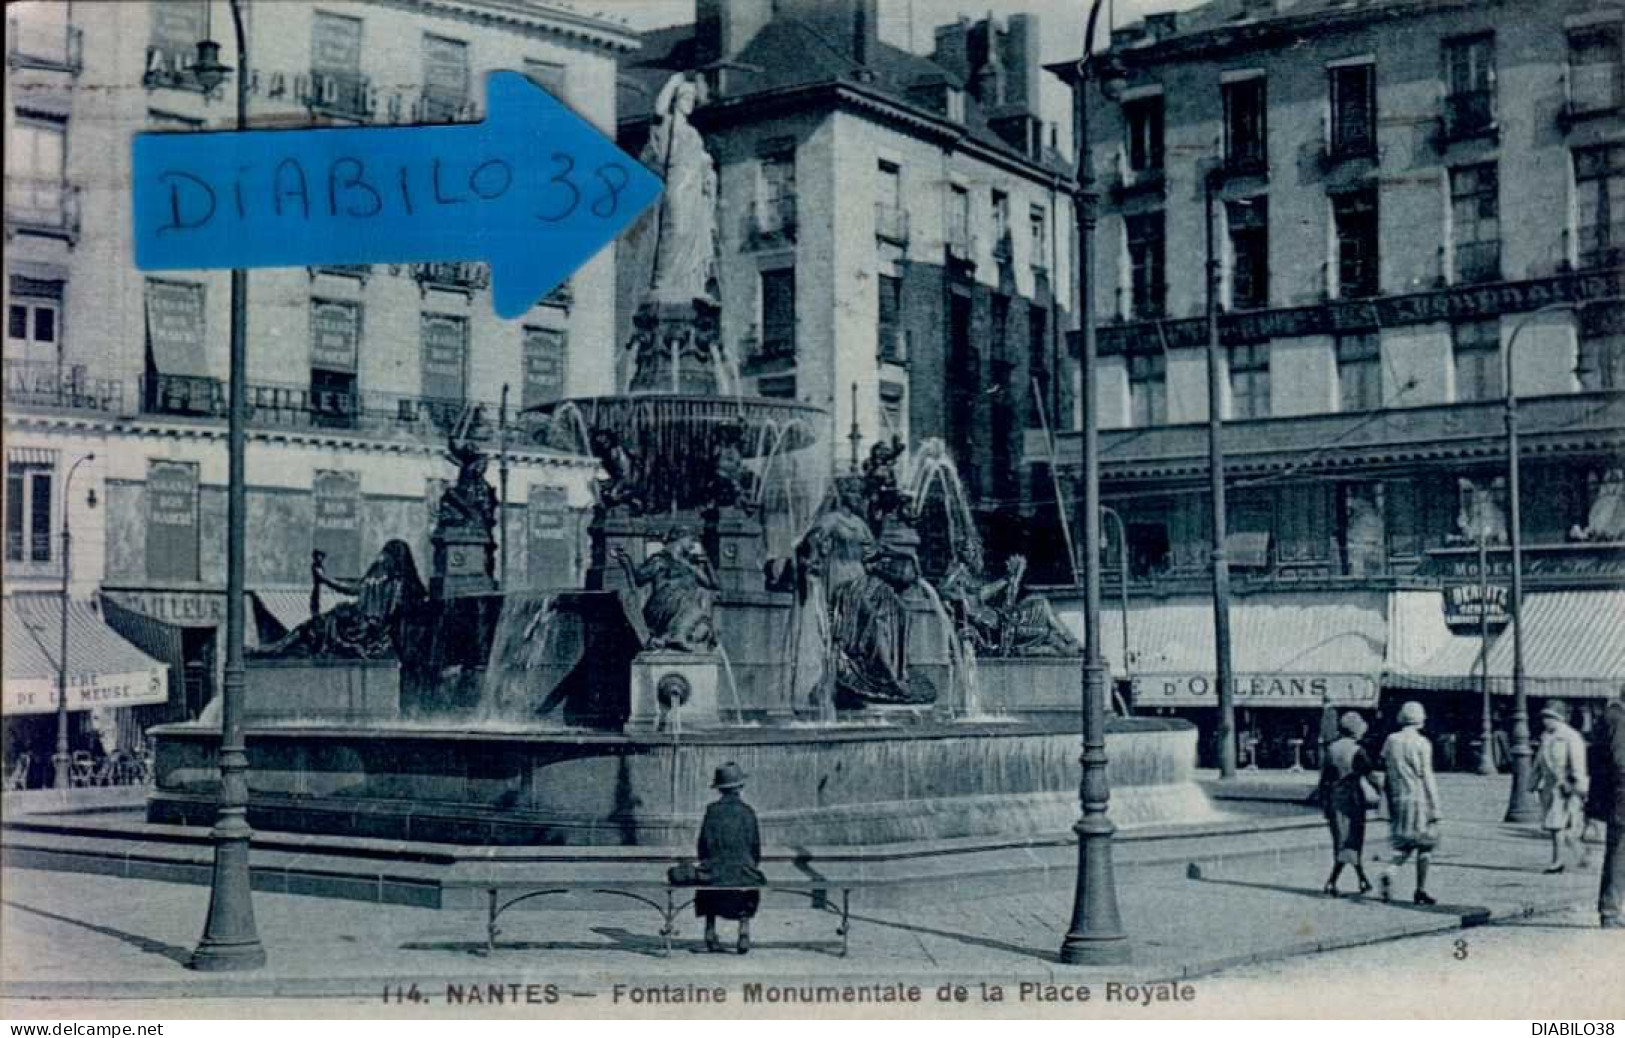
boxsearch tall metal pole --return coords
[191,0,265,971]
[1500,310,1541,824]
[53,453,94,791]
[1101,505,1131,690]
[499,382,511,590]
[1060,0,1128,966]
[1476,535,1495,776]
[1204,173,1236,778]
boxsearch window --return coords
[875,160,906,242]
[1123,94,1164,174]
[1029,204,1049,269]
[1328,62,1375,157]
[1028,304,1050,430]
[522,326,567,409]
[878,384,905,441]
[1227,197,1268,310]
[310,299,360,427]
[1579,302,1625,391]
[8,117,66,216]
[877,275,904,363]
[948,183,971,254]
[146,0,207,89]
[1228,342,1270,419]
[5,460,54,563]
[990,294,1011,366]
[420,313,468,406]
[523,58,568,101]
[1336,332,1381,412]
[6,276,62,357]
[1442,33,1496,139]
[1332,187,1379,298]
[754,148,795,238]
[1125,211,1166,319]
[1576,143,1625,269]
[1222,76,1268,173]
[421,35,470,122]
[1453,317,1501,402]
[1450,164,1500,283]
[991,190,1011,257]
[759,268,795,361]
[310,11,366,119]
[1128,350,1167,427]
[948,292,977,495]
[1566,24,1622,116]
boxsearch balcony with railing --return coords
[742,322,797,370]
[1439,89,1497,143]
[142,372,222,418]
[5,177,81,243]
[305,71,372,122]
[411,261,490,295]
[945,219,976,264]
[747,193,797,245]
[4,360,124,414]
[1220,138,1268,179]
[874,202,910,245]
[8,17,83,74]
[991,228,1014,265]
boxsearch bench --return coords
[445,875,867,957]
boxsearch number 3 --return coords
[1452,939,1468,960]
[536,153,579,222]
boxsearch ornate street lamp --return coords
[52,454,98,791]
[186,0,266,972]
[1060,0,1130,966]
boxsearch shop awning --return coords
[1061,592,1386,708]
[1386,589,1625,698]
[251,589,313,640]
[3,597,170,716]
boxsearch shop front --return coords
[2,595,169,788]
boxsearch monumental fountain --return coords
[146,72,1212,848]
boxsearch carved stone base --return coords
[706,507,765,594]
[626,650,723,733]
[432,528,496,600]
[585,511,648,592]
[243,658,400,723]
[627,298,723,395]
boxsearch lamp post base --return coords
[188,825,266,972]
[50,752,71,791]
[1058,817,1131,966]
[1504,757,1539,824]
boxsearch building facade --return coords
[1053,0,1625,765]
[3,0,636,783]
[616,0,1079,577]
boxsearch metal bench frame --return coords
[481,884,854,957]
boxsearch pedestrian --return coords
[1532,699,1590,874]
[1378,700,1442,905]
[1318,711,1378,897]
[1587,689,1625,929]
[695,762,765,954]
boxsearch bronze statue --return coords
[830,539,930,705]
[252,540,427,661]
[437,411,499,578]
[706,418,756,514]
[940,543,1081,658]
[861,436,914,531]
[591,428,645,514]
[614,528,720,653]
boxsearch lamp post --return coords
[1059,0,1129,966]
[52,453,97,791]
[187,1,266,971]
[1203,172,1237,779]
[1475,532,1495,777]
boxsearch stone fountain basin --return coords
[146,716,1215,847]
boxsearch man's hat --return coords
[711,762,746,790]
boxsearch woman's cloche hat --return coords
[1540,700,1569,723]
[711,762,747,790]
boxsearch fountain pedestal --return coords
[627,299,723,395]
[627,649,723,732]
[243,658,400,723]
[586,511,645,592]
[432,528,496,599]
[706,507,765,594]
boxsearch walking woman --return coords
[1379,701,1443,905]
[1533,700,1590,874]
[1318,711,1378,897]
[696,762,765,954]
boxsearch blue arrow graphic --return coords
[133,71,662,319]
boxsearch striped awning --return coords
[3,597,170,716]
[1061,591,1387,707]
[6,446,58,466]
[1386,589,1625,699]
[251,589,314,639]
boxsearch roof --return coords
[619,17,1072,178]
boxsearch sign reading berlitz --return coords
[1443,583,1510,628]
[1131,673,1380,707]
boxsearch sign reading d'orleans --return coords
[1131,673,1380,708]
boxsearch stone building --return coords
[1053,0,1625,765]
[3,0,635,783]
[616,0,1079,577]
